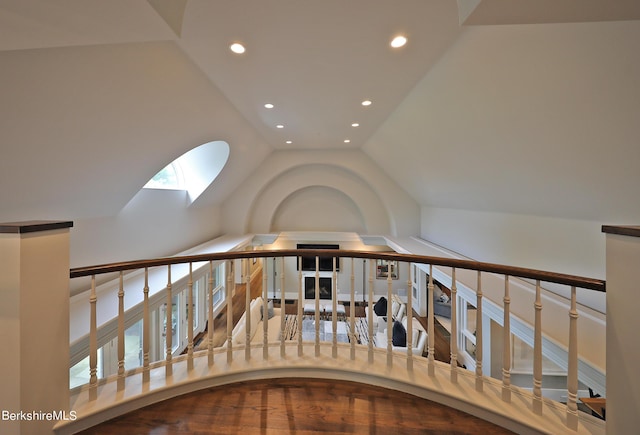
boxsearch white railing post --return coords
[143,268,151,383]
[450,268,458,383]
[89,275,98,401]
[350,257,356,360]
[406,262,413,371]
[297,257,303,357]
[207,261,214,366]
[244,259,251,361]
[314,256,320,357]
[226,260,234,363]
[427,266,435,376]
[262,261,269,360]
[117,272,125,391]
[533,280,543,414]
[166,265,173,376]
[368,259,374,363]
[566,286,579,430]
[332,257,338,358]
[386,259,393,367]
[475,271,483,392]
[186,263,194,370]
[502,275,511,402]
[280,257,286,358]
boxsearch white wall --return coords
[71,189,222,269]
[365,20,640,225]
[421,206,606,313]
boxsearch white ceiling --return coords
[1,0,639,226]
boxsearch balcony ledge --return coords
[55,343,604,435]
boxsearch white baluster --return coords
[502,275,511,402]
[297,257,303,357]
[280,257,286,358]
[262,261,269,360]
[450,268,458,383]
[427,266,435,376]
[117,272,125,391]
[207,261,214,366]
[386,259,393,367]
[332,256,338,358]
[315,256,320,357]
[350,257,356,360]
[533,280,543,414]
[186,263,194,371]
[368,259,374,363]
[406,262,413,371]
[143,268,150,383]
[226,260,234,364]
[166,265,173,376]
[245,259,251,361]
[475,271,483,392]
[89,275,98,401]
[566,286,579,429]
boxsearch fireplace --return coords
[304,276,332,300]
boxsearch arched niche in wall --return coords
[246,164,391,234]
[270,186,366,233]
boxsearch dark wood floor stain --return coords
[79,378,515,435]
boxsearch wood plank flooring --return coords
[78,378,515,435]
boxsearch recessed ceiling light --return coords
[351,123,360,127]
[344,139,351,143]
[390,35,407,48]
[276,124,284,129]
[361,100,372,107]
[264,103,274,109]
[230,42,246,54]
[286,140,292,144]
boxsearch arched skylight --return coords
[143,141,230,202]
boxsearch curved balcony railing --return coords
[60,249,606,435]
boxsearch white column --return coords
[532,280,543,414]
[207,262,214,366]
[262,262,269,360]
[502,275,511,402]
[450,268,459,383]
[166,265,173,376]
[427,266,435,376]
[0,221,72,435]
[475,271,483,392]
[604,225,640,434]
[406,262,413,371]
[117,272,126,390]
[566,286,578,430]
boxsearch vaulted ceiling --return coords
[1,1,639,242]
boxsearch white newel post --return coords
[603,225,640,435]
[0,221,73,435]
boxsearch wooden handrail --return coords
[70,249,605,292]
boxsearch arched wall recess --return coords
[246,163,391,234]
[270,186,366,233]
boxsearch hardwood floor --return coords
[78,378,515,435]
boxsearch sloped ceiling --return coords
[0,0,639,227]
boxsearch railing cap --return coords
[0,220,74,234]
[70,248,605,292]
